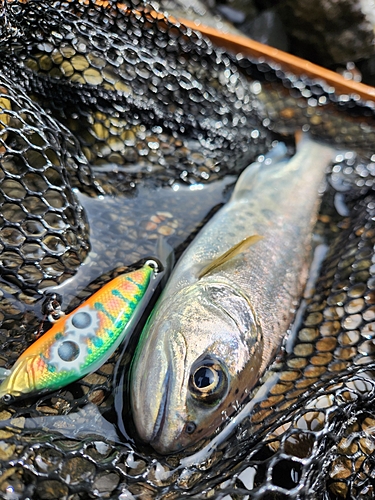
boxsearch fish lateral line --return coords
[198,235,263,279]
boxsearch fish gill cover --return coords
[0,0,374,499]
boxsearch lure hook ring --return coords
[145,259,159,274]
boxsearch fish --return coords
[0,260,160,402]
[130,135,336,454]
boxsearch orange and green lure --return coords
[0,261,159,401]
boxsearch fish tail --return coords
[231,141,289,200]
[291,133,336,170]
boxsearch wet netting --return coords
[0,0,374,499]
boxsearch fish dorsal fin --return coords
[198,235,263,279]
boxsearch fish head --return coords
[130,281,263,454]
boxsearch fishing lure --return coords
[0,260,160,402]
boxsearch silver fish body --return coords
[130,136,336,454]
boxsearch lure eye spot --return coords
[57,340,80,362]
[71,311,92,329]
[1,394,14,404]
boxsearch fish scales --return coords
[130,136,336,454]
[161,141,331,372]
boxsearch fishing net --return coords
[0,71,99,363]
[0,0,272,187]
[0,1,374,499]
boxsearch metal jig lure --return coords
[0,260,160,402]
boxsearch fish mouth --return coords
[151,368,171,443]
[131,317,189,453]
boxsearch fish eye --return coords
[193,366,219,392]
[185,422,196,434]
[189,357,228,404]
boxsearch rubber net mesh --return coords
[0,1,374,499]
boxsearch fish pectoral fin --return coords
[198,235,263,279]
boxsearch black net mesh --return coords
[0,71,100,363]
[0,1,374,499]
[0,0,272,187]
